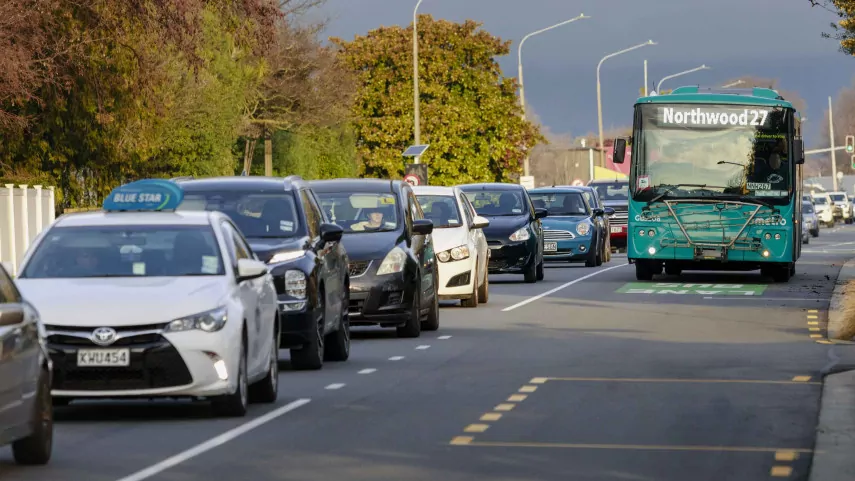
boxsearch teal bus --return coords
[611,86,805,282]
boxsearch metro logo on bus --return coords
[659,107,769,127]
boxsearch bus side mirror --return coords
[794,138,805,164]
[613,138,627,164]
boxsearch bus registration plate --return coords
[695,247,725,260]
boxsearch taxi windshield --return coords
[178,192,300,238]
[20,225,225,278]
[314,192,399,233]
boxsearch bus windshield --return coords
[632,103,791,204]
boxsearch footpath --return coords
[810,258,855,481]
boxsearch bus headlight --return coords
[647,229,655,236]
[647,247,656,255]
[774,233,781,240]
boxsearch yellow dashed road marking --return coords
[808,321,819,325]
[480,413,502,421]
[464,424,490,433]
[508,394,527,402]
[791,376,812,382]
[817,340,833,344]
[545,377,820,385]
[494,404,516,411]
[451,440,814,453]
[807,315,818,319]
[450,436,473,445]
[519,385,538,393]
[808,309,818,313]
[770,466,793,476]
[810,334,822,338]
[810,327,821,332]
[775,450,798,461]
[530,377,548,384]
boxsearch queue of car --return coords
[0,173,618,465]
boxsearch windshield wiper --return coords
[647,184,710,205]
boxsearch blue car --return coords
[529,187,613,267]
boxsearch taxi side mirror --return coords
[471,215,490,229]
[236,258,267,282]
[413,219,434,235]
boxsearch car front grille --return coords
[609,210,628,226]
[543,230,575,240]
[348,261,371,278]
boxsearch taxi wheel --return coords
[12,367,52,465]
[212,336,248,417]
[477,266,489,303]
[461,267,478,308]
[249,322,279,404]
[291,292,324,370]
[397,286,422,338]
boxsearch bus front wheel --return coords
[635,260,658,281]
[762,263,792,283]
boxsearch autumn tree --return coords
[816,75,855,175]
[331,15,544,185]
[808,0,855,54]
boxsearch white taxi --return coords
[14,179,280,417]
[413,185,490,307]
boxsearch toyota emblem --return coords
[91,327,118,346]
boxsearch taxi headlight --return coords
[509,227,530,242]
[377,246,407,275]
[268,250,306,264]
[437,245,470,262]
[285,270,306,298]
[165,306,228,333]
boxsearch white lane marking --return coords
[325,383,345,390]
[438,335,452,340]
[415,345,430,350]
[502,264,628,312]
[703,297,823,301]
[824,241,855,248]
[388,356,405,361]
[358,368,376,374]
[114,399,310,481]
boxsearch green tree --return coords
[331,15,543,185]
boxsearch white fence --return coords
[0,184,56,275]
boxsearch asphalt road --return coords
[4,225,855,481]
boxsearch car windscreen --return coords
[314,192,399,232]
[463,190,527,216]
[178,191,300,238]
[589,183,628,201]
[802,202,815,213]
[830,193,847,202]
[416,195,462,228]
[813,197,828,205]
[20,225,225,279]
[529,192,588,216]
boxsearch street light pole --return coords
[721,80,744,88]
[830,95,839,192]
[518,14,589,177]
[413,0,424,163]
[643,60,648,96]
[596,40,656,167]
[655,64,711,93]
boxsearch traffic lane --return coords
[122,304,828,481]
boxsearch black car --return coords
[587,179,629,251]
[309,179,439,338]
[176,176,350,370]
[0,262,52,465]
[459,183,547,283]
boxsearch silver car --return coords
[802,201,819,238]
[0,263,53,465]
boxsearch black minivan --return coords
[459,183,547,283]
[310,179,439,338]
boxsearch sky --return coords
[314,0,855,148]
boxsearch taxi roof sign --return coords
[103,179,184,212]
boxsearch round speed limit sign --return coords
[404,174,420,186]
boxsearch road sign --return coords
[404,163,427,186]
[519,175,535,189]
[403,145,430,157]
[571,179,584,186]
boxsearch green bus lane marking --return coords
[616,283,767,296]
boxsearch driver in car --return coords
[351,207,385,231]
